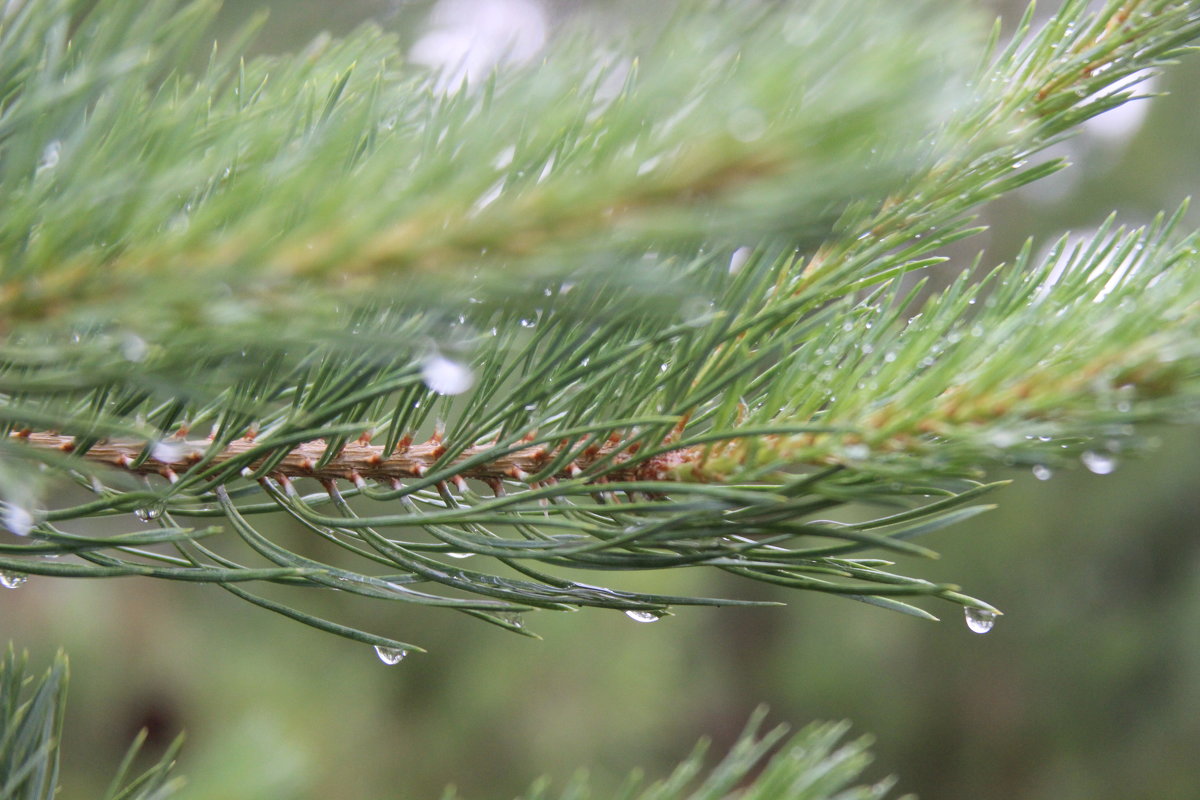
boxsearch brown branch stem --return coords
[12,431,704,486]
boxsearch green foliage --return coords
[0,0,965,332]
[452,710,904,800]
[1,0,1200,655]
[0,647,182,800]
[2,0,1200,797]
[1,650,895,800]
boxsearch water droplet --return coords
[492,144,515,170]
[842,443,869,461]
[499,611,524,629]
[374,645,408,665]
[120,334,148,362]
[421,354,474,396]
[988,430,1017,448]
[1111,383,1136,411]
[964,606,997,634]
[1032,464,1053,481]
[519,317,536,328]
[625,610,664,623]
[1081,451,1118,475]
[134,503,163,522]
[0,571,27,589]
[446,551,473,559]
[3,504,34,537]
[636,154,663,175]
[472,179,505,212]
[729,246,752,274]
[37,140,61,173]
[538,154,556,183]
[152,440,186,463]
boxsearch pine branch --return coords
[2,0,1200,651]
[0,0,968,333]
[448,710,903,800]
[10,427,686,485]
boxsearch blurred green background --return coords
[4,1,1200,798]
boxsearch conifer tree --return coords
[2,0,1199,795]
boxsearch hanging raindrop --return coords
[1032,464,1053,481]
[134,503,164,522]
[498,611,525,629]
[0,571,28,589]
[1081,451,1118,475]
[964,607,997,634]
[374,645,408,665]
[624,610,664,623]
